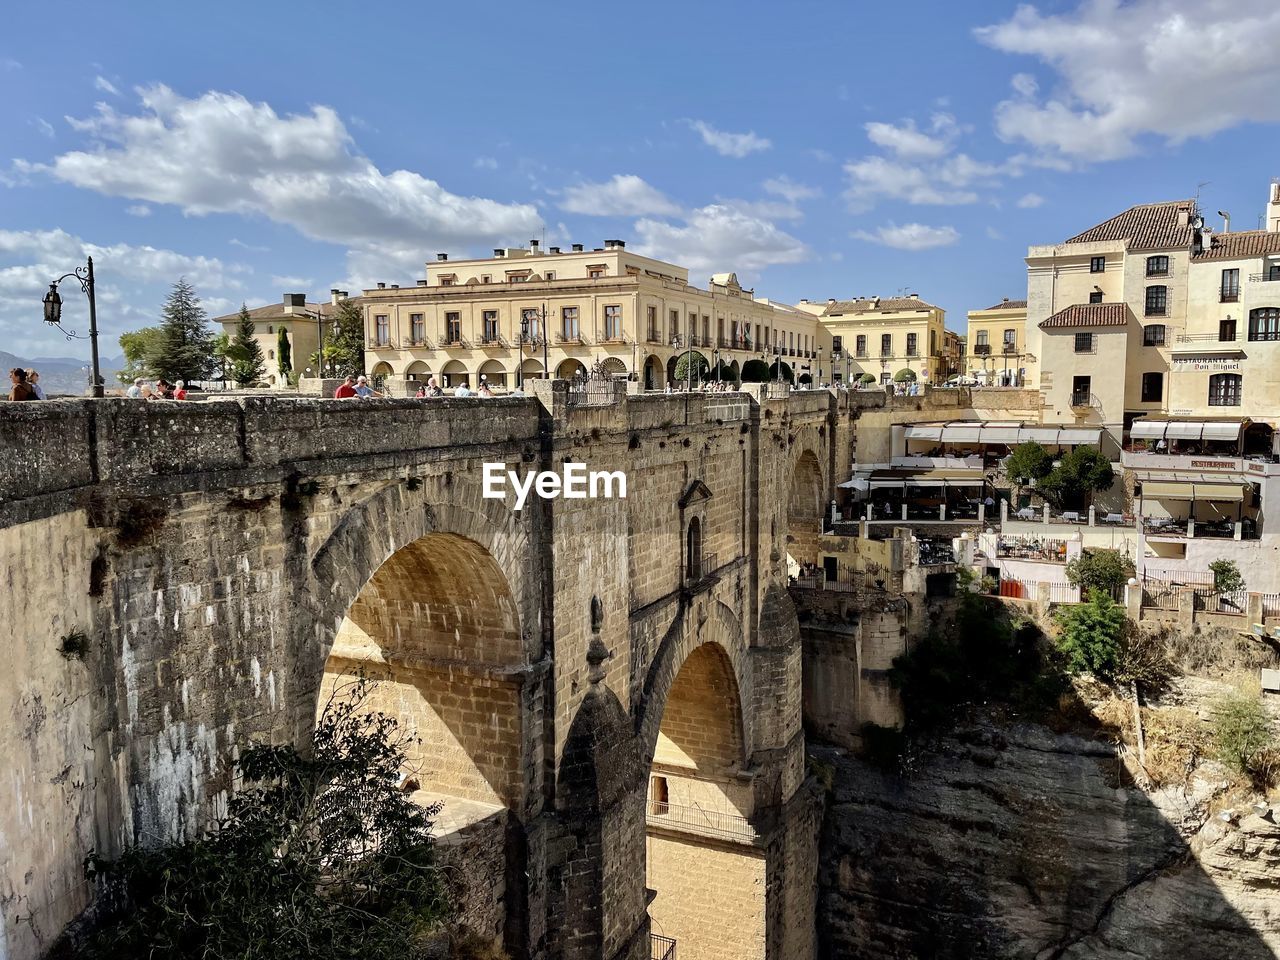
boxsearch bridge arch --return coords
[787,447,825,568]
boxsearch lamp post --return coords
[713,347,720,384]
[816,346,824,386]
[519,309,548,389]
[42,256,103,397]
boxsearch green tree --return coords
[1209,558,1244,593]
[858,373,876,386]
[1065,548,1135,596]
[1005,441,1053,486]
[740,358,771,382]
[674,350,708,383]
[116,326,165,383]
[277,326,292,378]
[768,359,794,383]
[211,332,232,382]
[229,305,266,386]
[1054,593,1128,680]
[76,680,447,959]
[328,298,366,376]
[1211,692,1275,780]
[1039,445,1114,508]
[893,368,916,383]
[151,278,215,384]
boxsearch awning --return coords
[1194,482,1244,502]
[1143,481,1195,499]
[1202,421,1243,441]
[1055,428,1103,445]
[869,479,905,490]
[1166,422,1204,440]
[904,425,944,442]
[942,425,982,443]
[1025,427,1063,444]
[838,478,870,491]
[979,426,1022,443]
[1130,420,1168,440]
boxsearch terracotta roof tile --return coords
[1191,230,1280,262]
[1039,303,1130,329]
[1066,200,1197,251]
[822,295,939,316]
[981,299,1026,311]
[213,299,362,324]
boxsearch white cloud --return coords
[762,175,820,203]
[126,204,151,217]
[229,238,269,253]
[985,226,1004,240]
[474,156,498,170]
[0,227,250,354]
[93,75,120,96]
[1016,192,1045,209]
[976,0,1280,160]
[270,274,313,289]
[843,156,980,211]
[851,222,960,251]
[1,58,20,71]
[33,117,55,139]
[560,174,681,216]
[23,85,542,279]
[686,120,771,158]
[864,115,956,159]
[634,204,807,274]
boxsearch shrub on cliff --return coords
[73,680,447,959]
[1065,549,1134,598]
[1211,691,1277,785]
[1054,594,1128,679]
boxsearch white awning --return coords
[942,478,985,487]
[979,426,1022,443]
[942,424,983,443]
[838,478,870,491]
[1202,421,1243,441]
[1194,482,1245,502]
[1144,481,1195,499]
[1166,421,1204,440]
[904,425,944,442]
[1025,427,1063,444]
[1055,428,1103,445]
[1129,420,1168,440]
[869,479,905,490]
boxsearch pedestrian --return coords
[454,380,472,398]
[7,368,37,401]
[415,384,426,398]
[334,375,357,399]
[173,380,188,400]
[127,377,144,399]
[477,381,494,398]
[425,376,443,397]
[354,375,382,398]
[156,379,174,399]
[24,369,46,400]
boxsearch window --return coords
[1144,285,1167,316]
[688,312,698,344]
[604,304,622,340]
[1003,328,1017,352]
[855,334,867,357]
[1089,291,1104,304]
[439,276,454,286]
[588,267,605,279]
[480,274,492,284]
[410,313,425,344]
[906,332,918,356]
[717,317,726,346]
[930,329,937,355]
[1209,373,1242,407]
[1143,324,1166,346]
[521,307,541,341]
[1220,317,1237,342]
[1221,268,1240,303]
[1071,375,1091,406]
[1090,256,1106,273]
[267,325,274,334]
[1141,371,1163,402]
[831,335,843,354]
[444,312,461,344]
[880,333,892,357]
[482,310,499,343]
[1248,307,1280,341]
[975,330,989,346]
[650,776,669,816]
[375,315,390,346]
[545,271,555,282]
[670,309,679,340]
[507,271,529,283]
[561,306,579,340]
[1074,332,1094,353]
[685,517,702,582]
[1269,263,1280,282]
[1146,255,1169,276]
[647,305,659,341]
[702,316,710,345]
[268,349,275,360]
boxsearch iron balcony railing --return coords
[1248,273,1280,282]
[368,337,395,349]
[1177,332,1236,343]
[645,799,758,844]
[651,934,677,960]
[973,344,992,355]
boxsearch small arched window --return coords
[268,349,275,359]
[589,596,603,634]
[267,325,274,333]
[686,517,702,582]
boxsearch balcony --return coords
[440,336,468,348]
[479,335,505,347]
[651,934,677,960]
[973,344,992,356]
[1176,332,1236,343]
[1221,292,1239,303]
[368,338,394,349]
[1070,390,1095,408]
[1248,273,1280,282]
[405,338,430,349]
[557,332,585,345]
[1002,343,1018,354]
[645,799,758,845]
[646,327,662,344]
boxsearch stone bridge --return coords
[0,383,853,960]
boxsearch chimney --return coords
[340,291,348,299]
[603,239,626,250]
[908,292,919,299]
[330,288,341,305]
[1268,179,1280,233]
[376,282,386,290]
[1218,211,1231,234]
[437,253,448,261]
[390,284,399,289]
[1176,203,1191,227]
[493,248,506,257]
[530,239,540,252]
[572,243,584,252]
[416,279,428,287]
[283,293,306,312]
[549,246,561,254]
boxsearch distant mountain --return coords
[1,351,126,397]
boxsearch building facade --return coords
[214,293,351,388]
[798,295,950,387]
[965,298,1031,386]
[355,241,821,392]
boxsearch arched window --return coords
[1209,373,1242,407]
[267,325,274,333]
[686,517,702,582]
[268,349,275,359]
[1248,307,1280,342]
[589,596,603,634]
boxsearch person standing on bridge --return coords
[7,368,37,401]
[334,375,357,399]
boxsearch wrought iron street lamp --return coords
[42,256,103,397]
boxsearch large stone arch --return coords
[787,448,825,567]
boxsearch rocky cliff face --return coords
[816,720,1280,959]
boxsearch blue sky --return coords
[4,0,1280,358]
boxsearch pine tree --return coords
[277,326,292,378]
[328,298,366,377]
[152,278,215,384]
[230,304,266,386]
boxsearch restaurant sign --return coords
[1172,354,1242,371]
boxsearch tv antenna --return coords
[1195,180,1212,203]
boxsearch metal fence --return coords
[645,801,759,844]
[1045,582,1082,605]
[1262,593,1280,618]
[1192,587,1247,615]
[651,934,677,960]
[1141,579,1181,610]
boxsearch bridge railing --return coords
[651,934,677,960]
[645,800,758,844]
